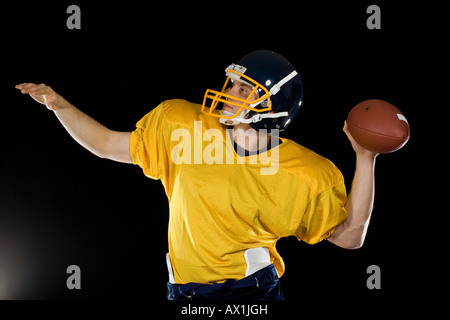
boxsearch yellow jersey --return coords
[129,99,348,284]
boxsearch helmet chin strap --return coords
[238,111,288,124]
[219,109,288,126]
[219,109,250,126]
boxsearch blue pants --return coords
[167,265,284,300]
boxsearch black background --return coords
[0,0,448,305]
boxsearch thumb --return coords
[343,120,358,145]
[342,120,351,137]
[43,95,58,111]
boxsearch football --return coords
[347,99,410,154]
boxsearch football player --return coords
[16,50,377,300]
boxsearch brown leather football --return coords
[347,99,410,154]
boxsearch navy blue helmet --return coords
[202,50,304,131]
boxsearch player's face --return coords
[223,81,258,115]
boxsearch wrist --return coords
[53,94,70,111]
[355,151,377,170]
[356,149,378,161]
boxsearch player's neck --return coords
[232,123,270,152]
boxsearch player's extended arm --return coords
[15,83,132,164]
[327,121,378,249]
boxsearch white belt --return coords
[166,247,271,284]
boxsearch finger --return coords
[28,88,52,96]
[15,83,35,89]
[18,83,46,94]
[342,120,351,138]
[27,83,46,92]
[25,86,51,96]
[342,120,349,132]
[15,84,31,92]
[16,83,40,91]
[342,120,357,142]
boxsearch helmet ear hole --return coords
[260,101,270,108]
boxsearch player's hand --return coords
[343,120,378,159]
[15,83,61,111]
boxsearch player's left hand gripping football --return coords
[15,83,61,111]
[343,120,378,158]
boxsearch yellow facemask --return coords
[201,64,272,124]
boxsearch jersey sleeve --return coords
[295,181,348,244]
[129,102,170,180]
